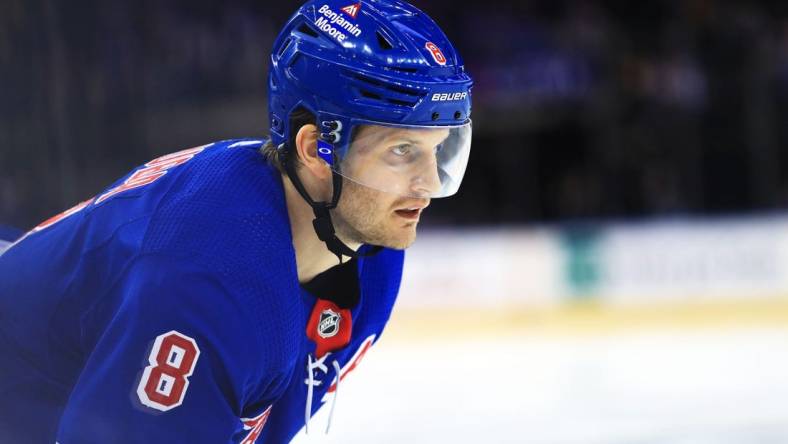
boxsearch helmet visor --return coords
[328,121,472,199]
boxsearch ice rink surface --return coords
[293,325,788,444]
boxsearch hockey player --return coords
[0,0,472,442]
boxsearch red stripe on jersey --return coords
[241,405,273,444]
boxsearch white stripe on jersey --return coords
[228,140,264,148]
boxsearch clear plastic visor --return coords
[333,121,472,199]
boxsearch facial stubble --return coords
[331,179,418,250]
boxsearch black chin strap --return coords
[282,144,382,263]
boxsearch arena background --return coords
[2,1,788,442]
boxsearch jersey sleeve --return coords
[56,254,284,444]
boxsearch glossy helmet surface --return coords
[268,0,473,160]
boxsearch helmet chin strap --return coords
[281,144,382,263]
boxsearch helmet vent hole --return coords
[296,23,319,38]
[360,90,383,100]
[277,37,292,58]
[387,98,412,106]
[376,31,394,50]
[388,66,419,74]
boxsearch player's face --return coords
[330,126,450,249]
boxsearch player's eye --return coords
[391,144,412,156]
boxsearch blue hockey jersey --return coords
[0,139,404,443]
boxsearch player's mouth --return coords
[394,208,422,220]
[394,201,429,220]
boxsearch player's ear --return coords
[294,124,331,180]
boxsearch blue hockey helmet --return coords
[268,0,473,199]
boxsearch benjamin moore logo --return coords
[341,2,361,19]
[315,4,363,44]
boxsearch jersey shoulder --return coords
[142,138,286,253]
[139,139,304,374]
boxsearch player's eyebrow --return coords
[389,132,450,150]
[387,137,421,146]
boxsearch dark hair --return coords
[260,107,316,173]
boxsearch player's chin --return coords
[380,224,418,250]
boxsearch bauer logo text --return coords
[431,92,467,102]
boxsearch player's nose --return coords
[409,160,442,198]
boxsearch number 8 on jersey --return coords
[136,330,201,411]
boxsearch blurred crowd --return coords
[1,0,787,228]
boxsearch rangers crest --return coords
[425,41,447,65]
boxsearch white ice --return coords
[293,327,788,444]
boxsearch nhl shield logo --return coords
[306,299,352,357]
[317,309,342,338]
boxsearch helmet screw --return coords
[431,112,440,121]
[321,120,339,130]
[320,132,338,143]
[454,111,462,119]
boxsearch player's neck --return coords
[281,174,357,283]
